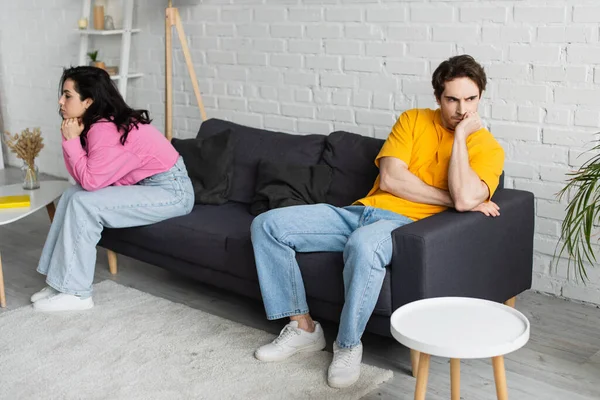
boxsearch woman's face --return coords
[58,79,92,119]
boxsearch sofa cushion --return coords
[320,131,384,207]
[250,161,333,216]
[101,202,254,271]
[197,119,326,204]
[171,128,234,205]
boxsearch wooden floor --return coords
[1,166,600,400]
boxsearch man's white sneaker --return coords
[33,293,94,312]
[328,341,363,388]
[30,286,58,303]
[255,320,326,362]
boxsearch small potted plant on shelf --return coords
[87,50,106,70]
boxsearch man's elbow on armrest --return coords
[452,181,491,212]
[454,193,489,212]
[454,198,478,212]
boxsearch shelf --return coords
[77,29,140,35]
[110,73,143,80]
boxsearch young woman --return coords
[31,66,194,312]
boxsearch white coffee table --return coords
[0,180,72,308]
[390,297,530,400]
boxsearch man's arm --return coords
[379,157,454,207]
[448,112,490,212]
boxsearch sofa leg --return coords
[504,297,516,308]
[410,349,420,377]
[107,250,118,275]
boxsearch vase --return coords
[93,5,105,30]
[22,163,40,190]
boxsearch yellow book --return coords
[0,195,31,209]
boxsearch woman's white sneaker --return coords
[33,293,94,312]
[328,341,363,388]
[30,286,59,303]
[255,321,326,362]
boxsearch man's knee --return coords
[344,230,392,267]
[251,209,288,239]
[250,211,271,239]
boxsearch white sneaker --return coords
[328,341,363,388]
[33,293,94,312]
[30,286,58,303]
[255,320,326,362]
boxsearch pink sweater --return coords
[62,120,179,191]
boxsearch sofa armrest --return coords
[389,189,534,310]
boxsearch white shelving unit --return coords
[77,0,141,100]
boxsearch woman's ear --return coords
[84,98,93,109]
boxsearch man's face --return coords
[436,77,481,132]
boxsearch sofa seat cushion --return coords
[101,202,254,271]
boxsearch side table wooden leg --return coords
[0,252,6,308]
[411,349,420,378]
[504,297,516,308]
[107,250,118,275]
[46,202,56,222]
[492,356,508,400]
[450,358,460,400]
[414,353,431,400]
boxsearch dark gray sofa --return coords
[99,118,535,337]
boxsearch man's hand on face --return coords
[454,111,482,140]
[470,200,500,217]
[61,118,84,140]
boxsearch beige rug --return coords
[0,281,392,400]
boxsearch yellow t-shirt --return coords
[356,108,505,221]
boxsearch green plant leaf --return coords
[555,139,600,281]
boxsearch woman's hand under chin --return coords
[61,118,84,140]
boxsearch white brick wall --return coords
[0,0,80,177]
[2,0,600,305]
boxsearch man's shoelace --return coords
[331,346,360,367]
[273,325,300,345]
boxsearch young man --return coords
[250,55,505,388]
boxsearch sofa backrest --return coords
[320,131,384,207]
[196,119,326,204]
[195,119,506,207]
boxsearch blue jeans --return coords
[37,157,194,297]
[251,204,413,348]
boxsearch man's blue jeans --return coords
[251,204,413,348]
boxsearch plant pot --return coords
[92,61,106,70]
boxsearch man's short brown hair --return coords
[432,55,487,100]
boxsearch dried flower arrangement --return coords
[4,127,45,171]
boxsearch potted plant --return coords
[87,50,106,70]
[556,142,600,281]
[4,128,45,190]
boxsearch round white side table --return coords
[0,180,72,308]
[390,297,530,400]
